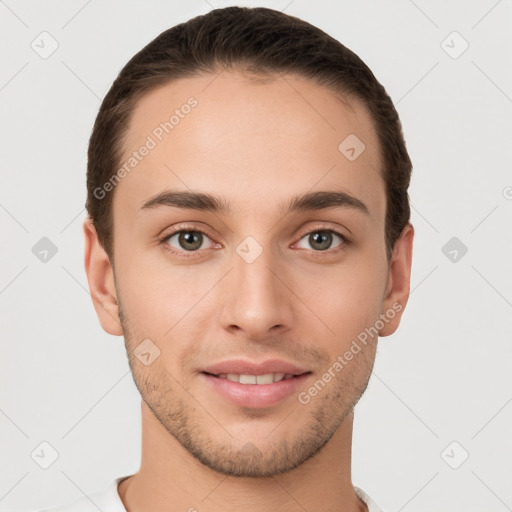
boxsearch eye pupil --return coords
[179,231,202,251]
[310,231,332,251]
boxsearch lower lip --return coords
[200,372,311,409]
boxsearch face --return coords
[89,70,411,477]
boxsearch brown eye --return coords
[309,231,332,251]
[296,230,345,251]
[166,230,209,251]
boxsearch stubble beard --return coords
[118,299,373,478]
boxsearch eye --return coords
[162,229,214,253]
[295,229,347,252]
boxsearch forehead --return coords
[114,70,384,221]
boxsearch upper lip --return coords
[202,359,310,376]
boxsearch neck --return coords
[118,401,367,512]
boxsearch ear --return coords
[379,223,414,337]
[83,218,123,336]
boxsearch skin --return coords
[84,70,413,512]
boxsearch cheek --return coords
[299,262,385,346]
[115,251,219,340]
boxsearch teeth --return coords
[239,374,256,384]
[256,374,274,385]
[217,373,294,384]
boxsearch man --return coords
[40,6,414,512]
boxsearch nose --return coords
[219,245,295,342]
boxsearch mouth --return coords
[199,368,313,409]
[202,371,309,385]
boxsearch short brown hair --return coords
[86,6,412,263]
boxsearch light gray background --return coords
[1,1,511,511]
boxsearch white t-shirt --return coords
[34,475,385,512]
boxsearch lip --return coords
[202,358,309,376]
[200,372,312,408]
[200,358,312,409]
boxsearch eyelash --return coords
[158,223,351,258]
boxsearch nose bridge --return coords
[220,238,293,339]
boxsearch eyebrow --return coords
[139,189,369,217]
